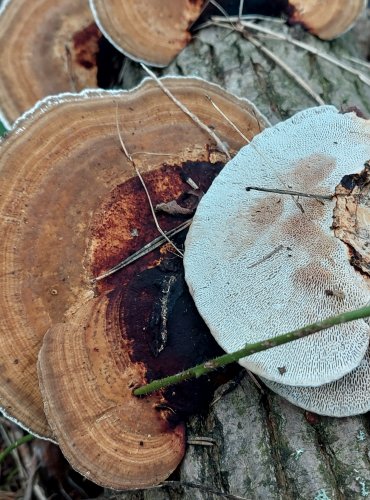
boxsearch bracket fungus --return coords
[184,106,370,393]
[0,0,100,128]
[0,76,267,487]
[288,0,367,40]
[89,0,205,67]
[262,165,370,417]
[88,0,366,70]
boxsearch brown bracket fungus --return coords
[88,0,367,69]
[184,106,370,391]
[0,0,100,128]
[0,76,267,486]
[38,293,186,490]
[89,0,206,67]
[288,0,367,40]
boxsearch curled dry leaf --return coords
[156,200,195,216]
[0,76,268,485]
[0,0,100,127]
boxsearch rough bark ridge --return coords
[106,12,370,500]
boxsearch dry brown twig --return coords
[140,63,231,159]
[211,17,370,87]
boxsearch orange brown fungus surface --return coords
[39,293,187,490]
[89,0,206,67]
[0,76,267,486]
[0,0,100,127]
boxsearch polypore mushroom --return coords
[0,0,100,128]
[262,163,370,417]
[89,0,206,67]
[288,0,367,40]
[38,292,187,489]
[0,76,267,484]
[184,105,370,389]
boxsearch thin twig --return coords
[238,0,244,18]
[0,423,27,482]
[208,0,237,31]
[212,19,370,87]
[187,437,217,446]
[243,33,325,105]
[245,186,333,200]
[131,151,173,157]
[247,244,284,269]
[212,14,285,23]
[342,54,370,71]
[205,93,304,213]
[133,303,370,396]
[94,219,191,281]
[140,64,231,159]
[205,95,250,142]
[115,105,183,257]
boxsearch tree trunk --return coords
[104,11,370,500]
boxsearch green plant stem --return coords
[0,433,34,463]
[133,304,370,396]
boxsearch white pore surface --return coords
[262,346,370,417]
[184,106,370,387]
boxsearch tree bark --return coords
[105,11,370,500]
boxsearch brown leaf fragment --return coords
[155,200,194,216]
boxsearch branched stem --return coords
[0,433,34,463]
[133,304,370,396]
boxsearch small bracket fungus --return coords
[184,106,370,389]
[89,0,206,67]
[0,0,100,127]
[0,76,267,485]
[288,0,367,40]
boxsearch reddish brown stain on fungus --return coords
[90,160,224,293]
[292,262,334,291]
[88,160,228,424]
[250,196,284,226]
[288,154,336,190]
[73,23,101,70]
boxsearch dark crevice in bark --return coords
[261,392,292,499]
[206,412,233,498]
[233,39,244,69]
[250,57,285,120]
[207,43,226,86]
[313,423,345,500]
